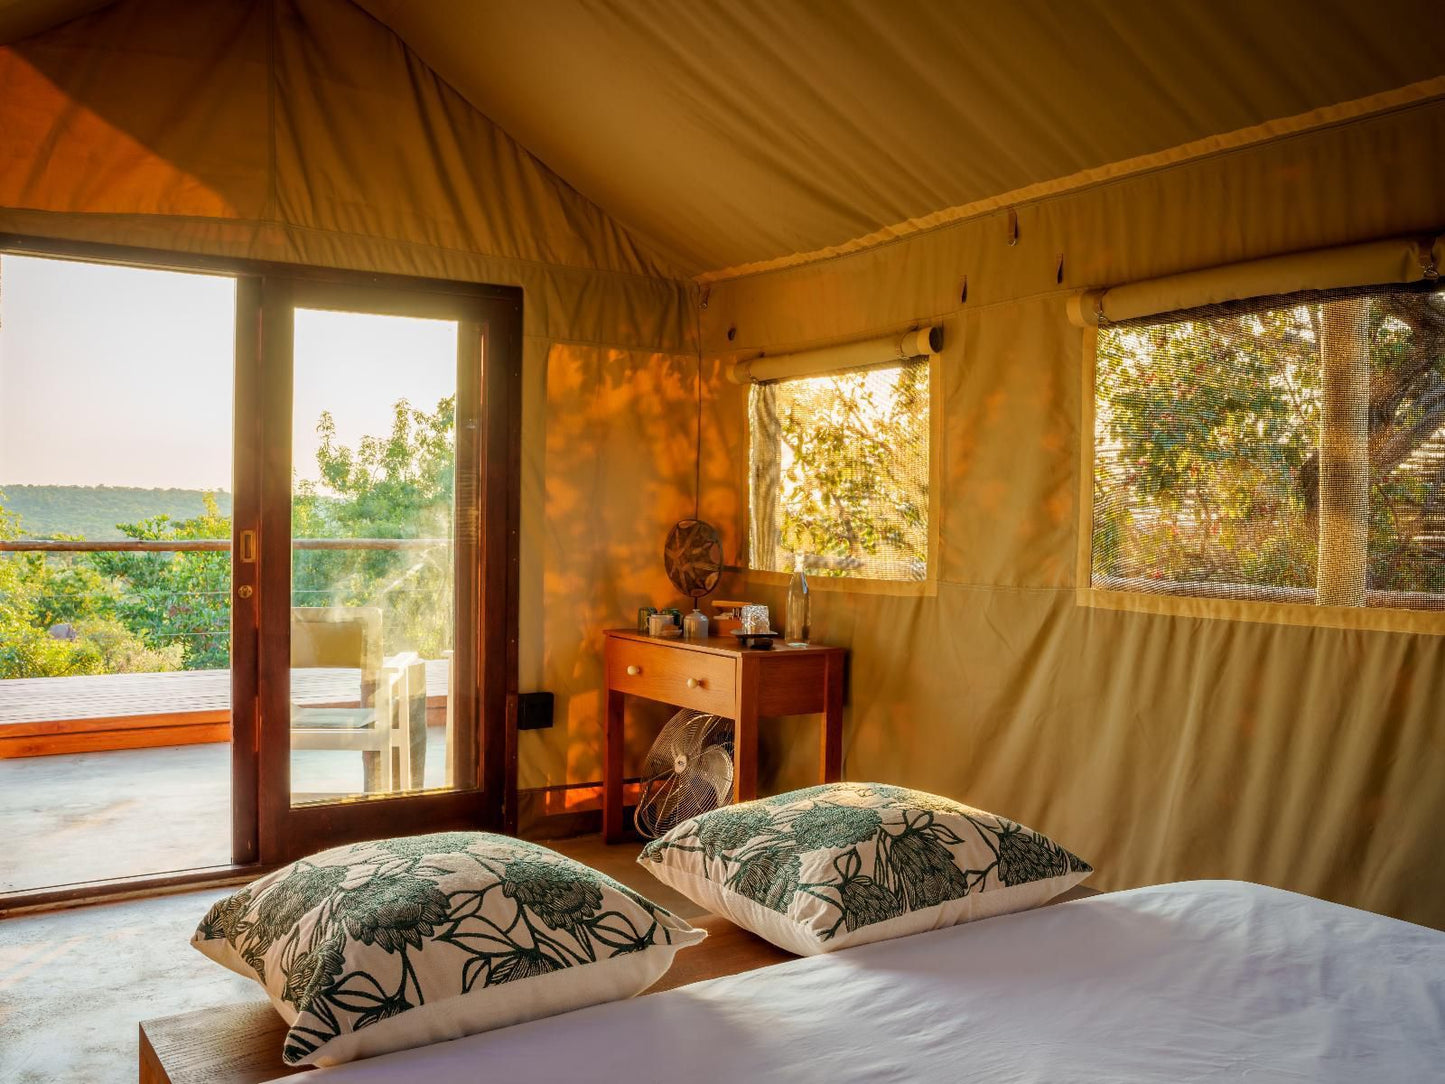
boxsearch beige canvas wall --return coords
[532,346,745,794]
[699,96,1445,929]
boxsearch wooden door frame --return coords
[0,234,522,913]
[256,272,521,863]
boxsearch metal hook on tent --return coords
[1006,208,1019,247]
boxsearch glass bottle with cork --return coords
[785,554,811,646]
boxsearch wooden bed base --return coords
[139,915,793,1084]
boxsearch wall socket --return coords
[517,691,554,731]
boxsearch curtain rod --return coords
[727,326,943,384]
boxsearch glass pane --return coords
[1094,309,1320,598]
[0,253,235,892]
[289,307,459,805]
[749,361,929,581]
[1093,286,1445,610]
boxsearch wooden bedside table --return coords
[602,629,845,843]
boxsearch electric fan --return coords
[634,709,735,838]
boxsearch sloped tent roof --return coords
[354,0,1445,278]
[6,0,1445,281]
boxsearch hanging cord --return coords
[693,293,704,521]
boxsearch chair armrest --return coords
[377,652,421,723]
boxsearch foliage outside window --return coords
[292,396,457,661]
[1092,284,1445,610]
[0,397,455,679]
[749,361,929,582]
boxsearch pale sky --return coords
[0,254,456,491]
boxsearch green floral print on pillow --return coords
[195,832,695,1066]
[641,782,1090,943]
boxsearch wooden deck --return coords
[0,662,449,758]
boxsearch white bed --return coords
[276,880,1445,1083]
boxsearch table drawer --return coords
[606,639,737,717]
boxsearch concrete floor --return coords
[0,731,451,894]
[0,834,682,1084]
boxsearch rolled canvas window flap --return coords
[1068,237,1431,327]
[730,326,943,384]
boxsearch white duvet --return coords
[276,880,1445,1082]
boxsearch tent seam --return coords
[264,0,279,229]
[337,0,689,283]
[0,206,689,289]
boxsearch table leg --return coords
[734,657,759,803]
[603,689,626,843]
[821,652,843,783]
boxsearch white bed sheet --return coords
[276,880,1445,1083]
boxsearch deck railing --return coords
[0,537,455,667]
[0,538,456,753]
[0,538,449,552]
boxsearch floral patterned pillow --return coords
[193,832,704,1067]
[639,782,1091,956]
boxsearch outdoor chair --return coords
[289,606,416,795]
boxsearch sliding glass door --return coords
[255,276,519,862]
[0,235,520,907]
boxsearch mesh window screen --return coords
[1093,283,1445,610]
[749,361,928,581]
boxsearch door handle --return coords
[239,529,257,563]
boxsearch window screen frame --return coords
[743,352,941,598]
[1076,290,1445,636]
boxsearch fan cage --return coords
[633,709,735,839]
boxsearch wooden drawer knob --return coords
[626,665,641,676]
[686,677,700,689]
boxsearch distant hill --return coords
[0,485,233,540]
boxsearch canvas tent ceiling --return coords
[315,0,1445,278]
[6,0,1445,280]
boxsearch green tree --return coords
[87,493,232,669]
[767,363,929,580]
[1095,292,1445,596]
[292,397,456,658]
[0,495,105,678]
[0,397,459,679]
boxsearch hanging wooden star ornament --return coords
[664,518,723,600]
